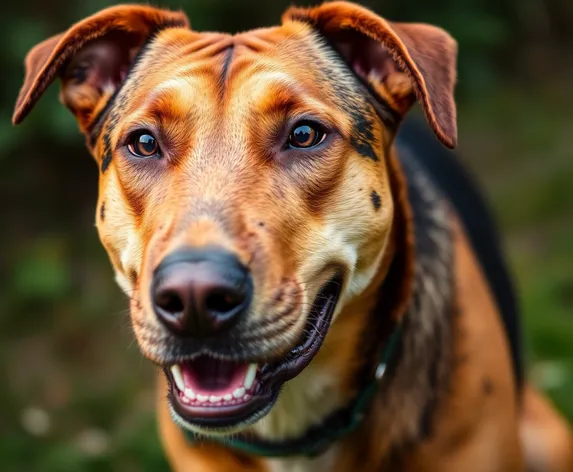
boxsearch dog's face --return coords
[14,2,456,433]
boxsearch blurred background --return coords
[1,0,572,470]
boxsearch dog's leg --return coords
[521,385,573,472]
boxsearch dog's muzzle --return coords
[151,247,343,431]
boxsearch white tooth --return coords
[170,365,185,392]
[185,388,196,400]
[209,396,221,403]
[197,394,209,403]
[181,396,190,404]
[244,363,258,390]
[233,387,245,399]
[223,394,233,401]
[244,394,251,401]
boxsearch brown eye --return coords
[127,132,160,158]
[288,123,325,149]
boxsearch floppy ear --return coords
[12,5,189,132]
[283,1,458,148]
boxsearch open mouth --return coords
[165,275,342,430]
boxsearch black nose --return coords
[151,248,252,338]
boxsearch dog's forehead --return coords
[95,21,383,164]
[124,22,354,110]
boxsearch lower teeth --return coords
[179,391,253,406]
[178,384,255,406]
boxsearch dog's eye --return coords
[288,123,325,149]
[127,132,160,158]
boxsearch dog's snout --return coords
[151,248,252,338]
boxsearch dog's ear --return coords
[283,1,457,148]
[12,5,189,131]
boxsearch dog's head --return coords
[13,2,456,434]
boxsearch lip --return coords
[164,274,343,430]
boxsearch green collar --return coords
[182,322,403,458]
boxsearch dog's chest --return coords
[266,448,337,472]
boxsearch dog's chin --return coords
[162,275,343,435]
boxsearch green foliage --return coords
[10,237,70,300]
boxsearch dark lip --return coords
[165,274,343,429]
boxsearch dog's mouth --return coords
[165,275,342,430]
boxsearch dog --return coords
[13,2,573,471]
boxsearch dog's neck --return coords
[338,144,455,468]
[252,143,455,469]
[252,235,402,472]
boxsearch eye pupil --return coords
[294,125,313,145]
[128,132,160,158]
[139,135,156,153]
[288,123,324,149]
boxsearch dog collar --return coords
[181,322,403,458]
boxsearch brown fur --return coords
[13,2,572,471]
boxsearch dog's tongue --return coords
[181,356,249,396]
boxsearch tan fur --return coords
[13,2,572,471]
[521,386,573,472]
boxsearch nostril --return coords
[156,290,185,315]
[205,289,245,315]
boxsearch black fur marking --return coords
[349,108,378,161]
[370,189,381,210]
[351,139,378,161]
[101,133,112,172]
[419,400,435,442]
[418,337,443,442]
[99,202,105,221]
[220,45,235,85]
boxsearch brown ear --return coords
[283,1,458,148]
[12,5,189,131]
